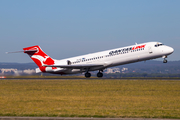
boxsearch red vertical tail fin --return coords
[23,45,55,72]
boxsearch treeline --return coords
[104,73,180,78]
[0,63,37,70]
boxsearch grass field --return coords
[0,79,180,118]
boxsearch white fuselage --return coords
[44,42,174,75]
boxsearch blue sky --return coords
[0,0,180,63]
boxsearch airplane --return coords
[9,42,174,78]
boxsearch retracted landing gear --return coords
[85,72,91,78]
[97,70,103,78]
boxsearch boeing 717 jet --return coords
[12,42,174,78]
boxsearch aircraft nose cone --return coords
[169,47,174,54]
[166,46,174,55]
[161,46,174,55]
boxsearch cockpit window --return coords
[155,43,164,47]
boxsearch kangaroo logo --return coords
[24,45,55,67]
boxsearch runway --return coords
[0,117,179,120]
[1,77,180,80]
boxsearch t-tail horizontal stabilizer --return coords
[6,50,37,54]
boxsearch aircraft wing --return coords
[43,64,104,69]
